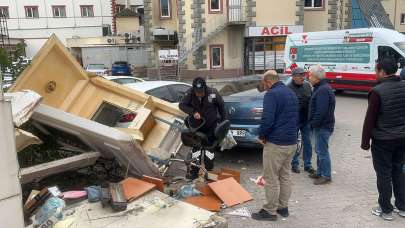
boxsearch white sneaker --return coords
[372,207,394,221]
[398,210,405,218]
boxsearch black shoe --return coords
[251,209,277,221]
[276,207,289,217]
[304,166,316,174]
[308,173,321,179]
[291,166,300,173]
[313,177,332,185]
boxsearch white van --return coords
[284,28,405,92]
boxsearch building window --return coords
[80,5,94,17]
[401,14,405,25]
[52,6,66,18]
[130,5,138,13]
[304,0,323,8]
[209,0,222,13]
[116,4,125,14]
[25,6,39,18]
[0,7,9,18]
[160,0,171,18]
[210,45,223,69]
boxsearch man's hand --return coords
[361,144,370,151]
[193,112,201,120]
[258,138,266,146]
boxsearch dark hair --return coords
[376,58,398,75]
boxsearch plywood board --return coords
[20,152,101,184]
[120,178,156,202]
[142,175,164,192]
[208,178,253,207]
[185,196,221,212]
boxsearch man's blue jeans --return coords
[314,128,332,179]
[292,123,312,169]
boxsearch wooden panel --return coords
[208,178,253,207]
[142,175,165,192]
[20,152,101,184]
[120,177,156,202]
[185,196,221,212]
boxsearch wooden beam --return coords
[20,152,101,184]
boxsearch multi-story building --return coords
[381,0,405,33]
[143,0,355,78]
[1,0,114,57]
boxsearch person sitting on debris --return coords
[179,77,226,179]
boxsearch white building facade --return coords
[2,0,114,57]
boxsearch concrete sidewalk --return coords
[216,93,404,228]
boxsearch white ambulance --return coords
[284,28,405,92]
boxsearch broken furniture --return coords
[208,178,253,207]
[175,116,231,179]
[43,190,227,228]
[9,35,187,179]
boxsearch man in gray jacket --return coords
[288,67,315,174]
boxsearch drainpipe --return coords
[394,0,398,29]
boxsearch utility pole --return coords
[394,0,398,29]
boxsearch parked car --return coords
[224,77,296,148]
[115,81,191,128]
[85,64,109,76]
[111,61,131,76]
[125,81,191,103]
[2,72,13,90]
[103,76,145,85]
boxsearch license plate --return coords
[232,130,246,137]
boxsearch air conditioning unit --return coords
[107,37,116,44]
[123,32,132,39]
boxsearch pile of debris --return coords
[5,35,254,227]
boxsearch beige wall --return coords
[205,27,244,70]
[381,0,405,33]
[304,0,329,32]
[150,0,179,31]
[255,0,297,26]
[116,17,140,34]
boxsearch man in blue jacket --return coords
[308,65,336,185]
[252,70,299,221]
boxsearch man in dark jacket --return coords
[252,70,299,221]
[308,65,336,185]
[179,77,226,177]
[361,58,405,221]
[288,67,315,174]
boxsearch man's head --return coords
[309,65,325,86]
[375,58,398,81]
[261,70,280,91]
[192,77,207,98]
[291,67,306,85]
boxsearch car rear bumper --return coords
[230,124,262,148]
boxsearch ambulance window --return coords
[378,46,402,63]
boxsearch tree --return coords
[0,47,11,69]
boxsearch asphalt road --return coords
[215,92,405,228]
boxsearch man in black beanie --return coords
[179,77,226,178]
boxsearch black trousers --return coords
[190,125,216,178]
[371,139,405,213]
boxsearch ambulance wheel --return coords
[334,89,344,94]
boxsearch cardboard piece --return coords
[220,168,241,183]
[185,196,221,212]
[120,178,156,202]
[142,175,165,192]
[208,177,253,207]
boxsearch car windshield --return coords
[88,64,105,69]
[394,42,405,55]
